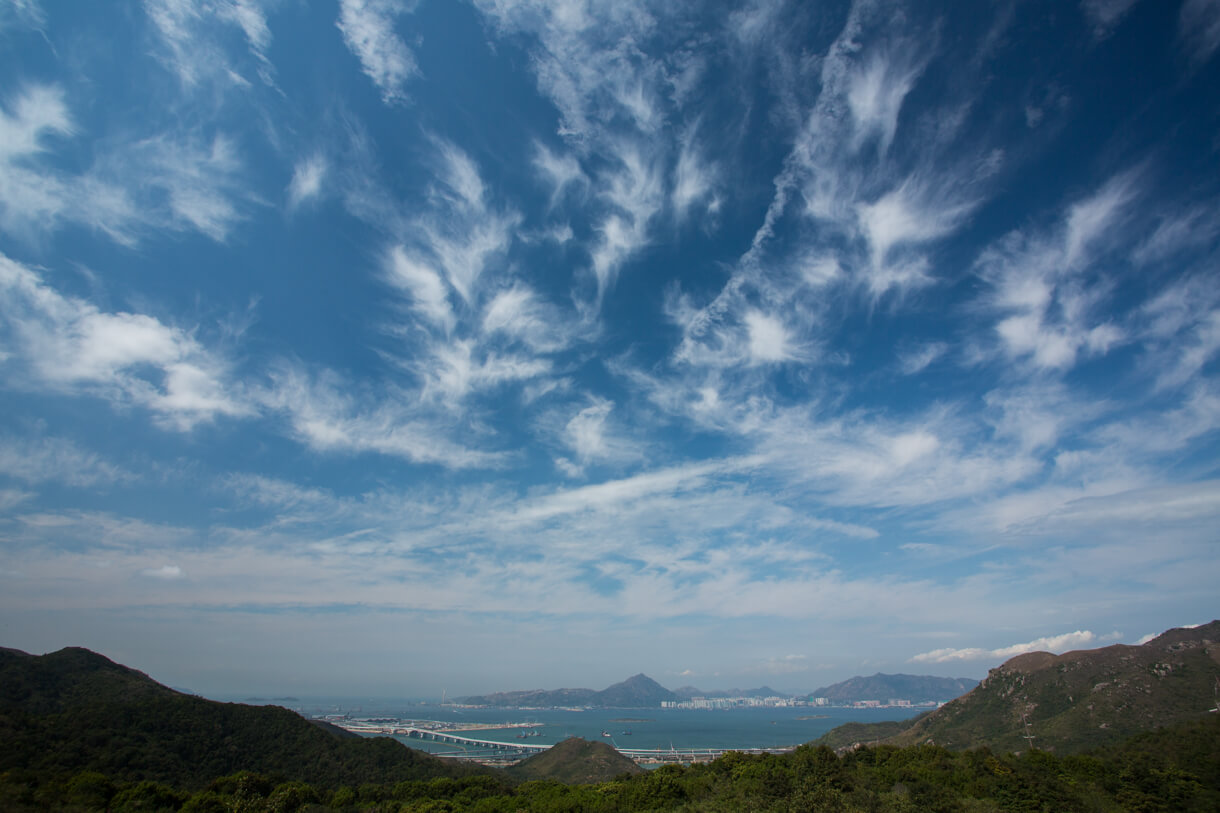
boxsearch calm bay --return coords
[274,699,926,754]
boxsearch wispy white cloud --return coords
[898,341,948,375]
[672,127,718,220]
[131,133,252,241]
[286,154,328,211]
[532,142,586,209]
[481,284,574,354]
[0,84,252,246]
[1178,0,1220,67]
[910,629,1103,663]
[258,365,509,469]
[0,83,73,238]
[0,489,33,511]
[0,434,132,488]
[371,138,577,414]
[337,0,420,103]
[589,140,664,298]
[1133,204,1220,265]
[473,2,701,303]
[551,397,642,476]
[0,253,249,429]
[0,83,259,246]
[385,246,454,334]
[663,1,987,392]
[1080,0,1140,39]
[855,177,975,296]
[743,310,794,364]
[978,172,1137,371]
[144,0,277,88]
[0,0,44,30]
[417,339,551,405]
[395,139,519,305]
[846,48,927,156]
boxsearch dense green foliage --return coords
[0,648,494,791]
[3,715,1218,811]
[809,718,924,751]
[507,738,643,784]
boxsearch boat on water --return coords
[601,730,611,737]
[620,730,632,735]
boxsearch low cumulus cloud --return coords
[908,630,1118,664]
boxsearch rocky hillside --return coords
[859,622,1220,754]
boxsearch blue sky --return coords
[1,0,1218,697]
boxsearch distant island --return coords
[456,673,678,708]
[454,672,977,709]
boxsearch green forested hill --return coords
[0,647,498,790]
[4,717,1219,811]
[507,737,643,784]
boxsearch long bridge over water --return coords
[393,726,798,765]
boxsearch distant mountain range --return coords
[810,673,979,704]
[458,672,979,708]
[672,685,786,700]
[816,621,1220,754]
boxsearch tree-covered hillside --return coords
[3,716,1218,811]
[0,647,496,790]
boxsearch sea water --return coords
[280,699,925,754]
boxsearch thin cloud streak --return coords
[910,630,1111,664]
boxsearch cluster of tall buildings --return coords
[661,696,931,709]
[662,696,803,709]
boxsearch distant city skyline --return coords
[1,0,1218,697]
